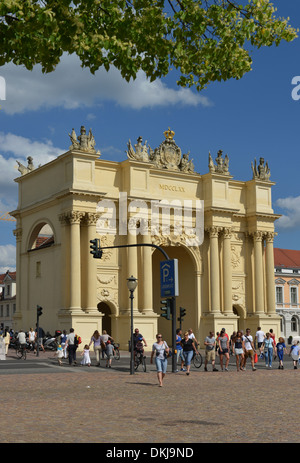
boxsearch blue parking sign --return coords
[160,259,179,298]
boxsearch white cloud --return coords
[0,244,16,272]
[0,132,63,211]
[276,195,300,229]
[0,53,212,114]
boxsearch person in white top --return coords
[28,327,36,353]
[241,328,257,371]
[17,330,27,346]
[188,328,198,346]
[255,327,265,352]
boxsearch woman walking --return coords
[233,331,245,371]
[180,331,198,376]
[150,334,169,387]
[262,332,276,368]
[89,330,102,366]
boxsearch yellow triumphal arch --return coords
[11,126,281,349]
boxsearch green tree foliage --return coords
[0,0,297,90]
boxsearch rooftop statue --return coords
[251,157,271,181]
[126,136,150,162]
[69,125,99,154]
[16,156,35,176]
[208,150,230,175]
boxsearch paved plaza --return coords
[1,349,300,444]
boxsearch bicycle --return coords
[134,349,146,372]
[112,342,120,361]
[16,343,27,360]
[192,344,202,368]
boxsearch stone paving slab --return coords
[1,363,300,443]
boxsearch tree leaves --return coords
[0,0,297,90]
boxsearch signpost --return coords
[160,259,178,372]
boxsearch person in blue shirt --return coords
[176,328,186,372]
[276,337,287,370]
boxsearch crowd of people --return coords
[2,324,300,385]
[202,326,300,372]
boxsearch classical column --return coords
[128,218,138,312]
[141,219,153,313]
[252,231,265,313]
[68,211,84,312]
[265,232,276,314]
[13,227,23,321]
[85,212,99,313]
[223,228,232,313]
[208,227,220,313]
[58,213,70,311]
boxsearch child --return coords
[81,344,91,367]
[54,345,64,366]
[290,340,300,369]
[276,337,287,369]
[105,340,115,368]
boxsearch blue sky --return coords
[0,0,300,272]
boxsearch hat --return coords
[221,328,226,331]
[107,340,111,344]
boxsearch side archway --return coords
[27,220,55,251]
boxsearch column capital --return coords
[13,227,23,242]
[66,211,85,224]
[206,226,221,238]
[222,227,232,239]
[250,230,264,242]
[265,231,277,243]
[84,212,100,225]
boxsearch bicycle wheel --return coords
[142,355,146,372]
[193,352,202,368]
[134,356,140,371]
[22,349,27,360]
[16,348,23,359]
[114,348,120,361]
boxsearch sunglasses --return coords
[157,335,162,338]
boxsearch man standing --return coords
[242,328,257,371]
[204,331,218,371]
[255,327,265,353]
[65,328,77,365]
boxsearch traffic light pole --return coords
[36,311,40,358]
[170,296,177,373]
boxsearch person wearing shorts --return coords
[218,329,230,371]
[242,328,257,371]
[204,331,218,371]
[151,334,169,387]
[233,331,245,372]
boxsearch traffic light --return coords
[160,299,171,320]
[37,305,43,318]
[180,307,186,319]
[89,238,103,259]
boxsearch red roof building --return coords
[274,249,300,342]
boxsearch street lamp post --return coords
[127,275,138,375]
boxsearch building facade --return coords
[11,127,281,349]
[275,248,300,341]
[0,270,16,330]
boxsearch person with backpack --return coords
[65,328,77,365]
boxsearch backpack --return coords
[74,334,82,348]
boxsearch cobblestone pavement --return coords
[1,350,300,443]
